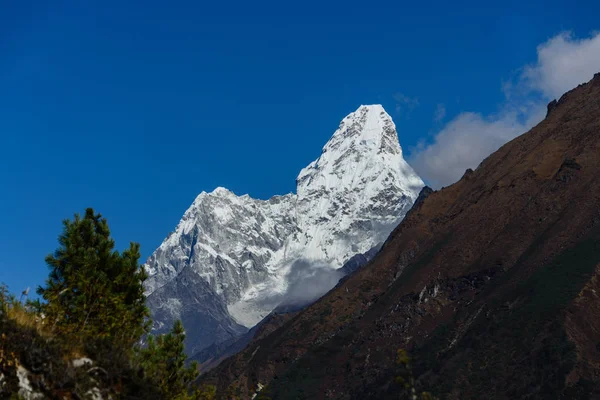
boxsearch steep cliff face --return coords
[203,74,600,399]
[144,105,423,354]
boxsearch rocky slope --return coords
[201,74,600,399]
[144,105,424,355]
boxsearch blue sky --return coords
[1,0,599,294]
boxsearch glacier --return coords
[144,104,424,354]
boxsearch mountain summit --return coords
[144,105,423,354]
[295,105,423,264]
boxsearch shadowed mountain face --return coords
[201,74,600,399]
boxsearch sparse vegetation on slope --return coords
[0,208,212,399]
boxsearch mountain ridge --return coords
[144,104,424,354]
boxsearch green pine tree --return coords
[136,320,203,399]
[37,208,149,349]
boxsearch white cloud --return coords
[412,107,544,188]
[410,31,600,188]
[522,32,600,99]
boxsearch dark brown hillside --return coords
[202,73,600,399]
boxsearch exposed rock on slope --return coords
[144,105,423,354]
[202,74,600,399]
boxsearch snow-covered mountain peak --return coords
[297,104,421,199]
[335,104,401,154]
[192,187,235,202]
[144,105,424,352]
[211,186,232,195]
[293,104,423,268]
[324,104,400,156]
